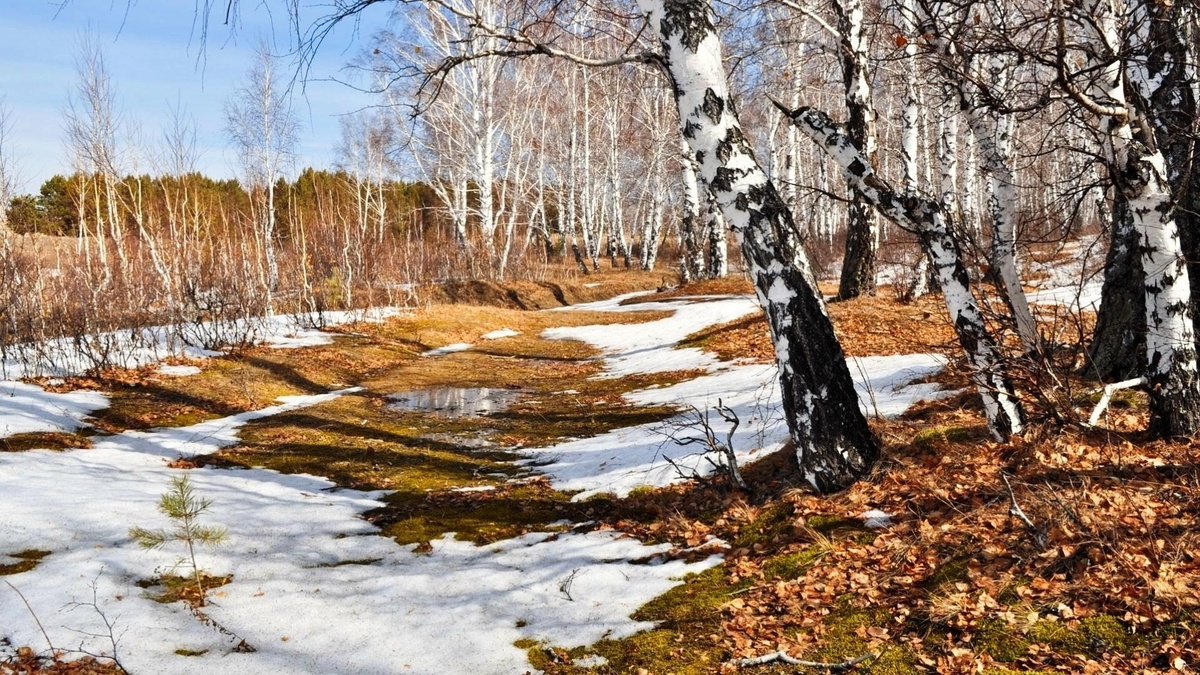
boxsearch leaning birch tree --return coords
[782,104,1026,439]
[636,0,880,491]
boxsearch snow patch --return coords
[544,295,760,377]
[0,382,108,439]
[481,328,520,340]
[0,387,717,674]
[862,509,894,529]
[156,364,202,377]
[422,343,473,357]
[0,307,409,380]
[529,296,953,499]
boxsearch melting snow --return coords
[862,509,894,529]
[0,387,718,674]
[530,295,953,499]
[1025,236,1106,311]
[481,328,520,340]
[157,364,203,377]
[421,343,473,357]
[0,382,108,439]
[0,308,408,380]
[545,294,761,376]
[1,291,955,672]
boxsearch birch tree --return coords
[637,0,880,491]
[224,41,300,305]
[783,104,1025,438]
[829,0,880,299]
[919,7,1042,353]
[1056,0,1200,437]
[63,35,127,274]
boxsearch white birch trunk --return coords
[786,104,1025,438]
[1061,0,1200,435]
[678,135,705,282]
[639,0,880,492]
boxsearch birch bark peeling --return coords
[640,0,879,492]
[783,104,1025,439]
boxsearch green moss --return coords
[923,556,970,592]
[864,649,919,675]
[1075,388,1141,410]
[735,503,795,549]
[0,549,51,576]
[525,565,738,673]
[912,425,972,449]
[583,492,618,502]
[633,566,736,625]
[804,605,917,675]
[586,628,725,675]
[805,514,861,535]
[377,482,578,547]
[138,573,233,605]
[762,545,826,581]
[626,485,657,498]
[1,432,92,453]
[975,619,1030,663]
[1027,615,1135,655]
[996,576,1029,605]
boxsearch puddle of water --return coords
[420,430,497,449]
[387,387,522,418]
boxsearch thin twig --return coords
[732,650,874,669]
[3,580,55,653]
[558,568,579,602]
[1000,472,1047,548]
[64,574,130,674]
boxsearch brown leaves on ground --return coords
[586,399,1200,673]
[0,649,123,675]
[682,289,959,363]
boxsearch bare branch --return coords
[3,580,55,654]
[732,650,874,669]
[1000,472,1047,549]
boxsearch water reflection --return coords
[386,387,522,418]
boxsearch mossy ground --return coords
[528,566,743,674]
[136,572,233,606]
[0,549,51,576]
[0,432,91,453]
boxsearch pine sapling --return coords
[129,475,227,606]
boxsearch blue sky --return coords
[0,0,394,192]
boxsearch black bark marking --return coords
[702,88,725,124]
[654,3,880,491]
[660,0,715,53]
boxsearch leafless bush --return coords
[657,400,747,490]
